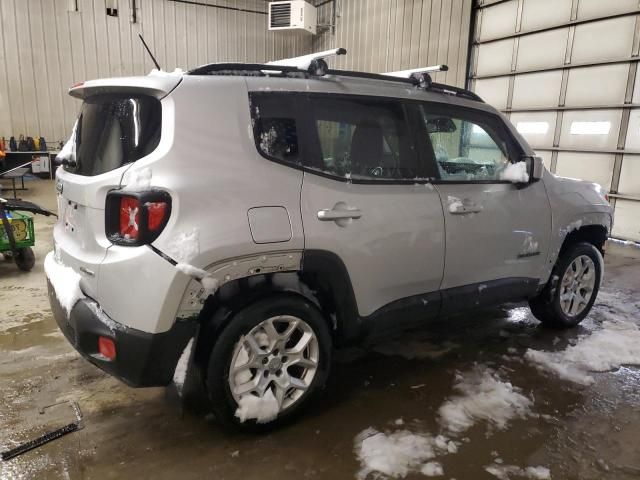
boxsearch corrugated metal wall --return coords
[0,0,311,144]
[313,0,473,86]
[0,0,474,146]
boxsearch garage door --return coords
[469,0,640,242]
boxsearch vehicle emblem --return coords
[56,180,64,194]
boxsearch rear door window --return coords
[66,94,162,176]
[306,96,419,181]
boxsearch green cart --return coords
[0,199,55,271]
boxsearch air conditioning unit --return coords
[268,1,317,35]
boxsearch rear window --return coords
[250,93,300,166]
[66,94,162,176]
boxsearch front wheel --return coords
[530,242,602,328]
[206,295,332,431]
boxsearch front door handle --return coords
[317,208,362,221]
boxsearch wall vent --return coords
[268,1,317,35]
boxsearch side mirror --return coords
[524,155,544,182]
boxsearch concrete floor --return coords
[1,177,640,480]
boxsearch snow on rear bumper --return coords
[48,279,196,387]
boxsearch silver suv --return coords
[46,54,612,430]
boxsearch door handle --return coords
[317,208,362,221]
[450,202,483,215]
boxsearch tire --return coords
[206,295,332,432]
[529,242,602,329]
[14,247,35,272]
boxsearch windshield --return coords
[63,94,162,176]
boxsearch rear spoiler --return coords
[68,73,182,100]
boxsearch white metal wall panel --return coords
[516,29,569,72]
[555,152,615,191]
[577,0,639,21]
[475,39,514,76]
[510,112,556,148]
[312,0,474,87]
[520,0,572,31]
[559,110,622,150]
[0,0,312,143]
[478,0,517,41]
[618,155,640,196]
[571,17,636,64]
[471,0,640,241]
[564,64,630,107]
[512,71,563,109]
[624,111,640,150]
[474,77,510,109]
[612,200,640,242]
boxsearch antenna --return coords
[138,34,161,71]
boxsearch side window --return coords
[420,105,512,182]
[251,93,300,165]
[308,96,419,181]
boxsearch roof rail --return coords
[187,63,302,76]
[266,48,347,70]
[428,82,484,102]
[186,62,483,103]
[383,65,449,78]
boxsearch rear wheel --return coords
[14,247,35,272]
[206,295,332,431]
[530,242,602,328]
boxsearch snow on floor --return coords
[355,428,457,479]
[485,463,551,480]
[420,462,444,477]
[44,251,85,317]
[235,389,279,424]
[525,319,640,385]
[526,289,640,385]
[438,366,533,434]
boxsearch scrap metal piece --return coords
[0,401,83,462]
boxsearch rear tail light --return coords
[106,191,171,246]
[98,336,116,361]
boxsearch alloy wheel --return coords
[559,254,596,317]
[228,315,319,414]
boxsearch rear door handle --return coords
[450,202,483,215]
[317,208,362,221]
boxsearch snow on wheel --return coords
[230,315,320,423]
[206,295,331,431]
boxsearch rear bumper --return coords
[48,280,196,387]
